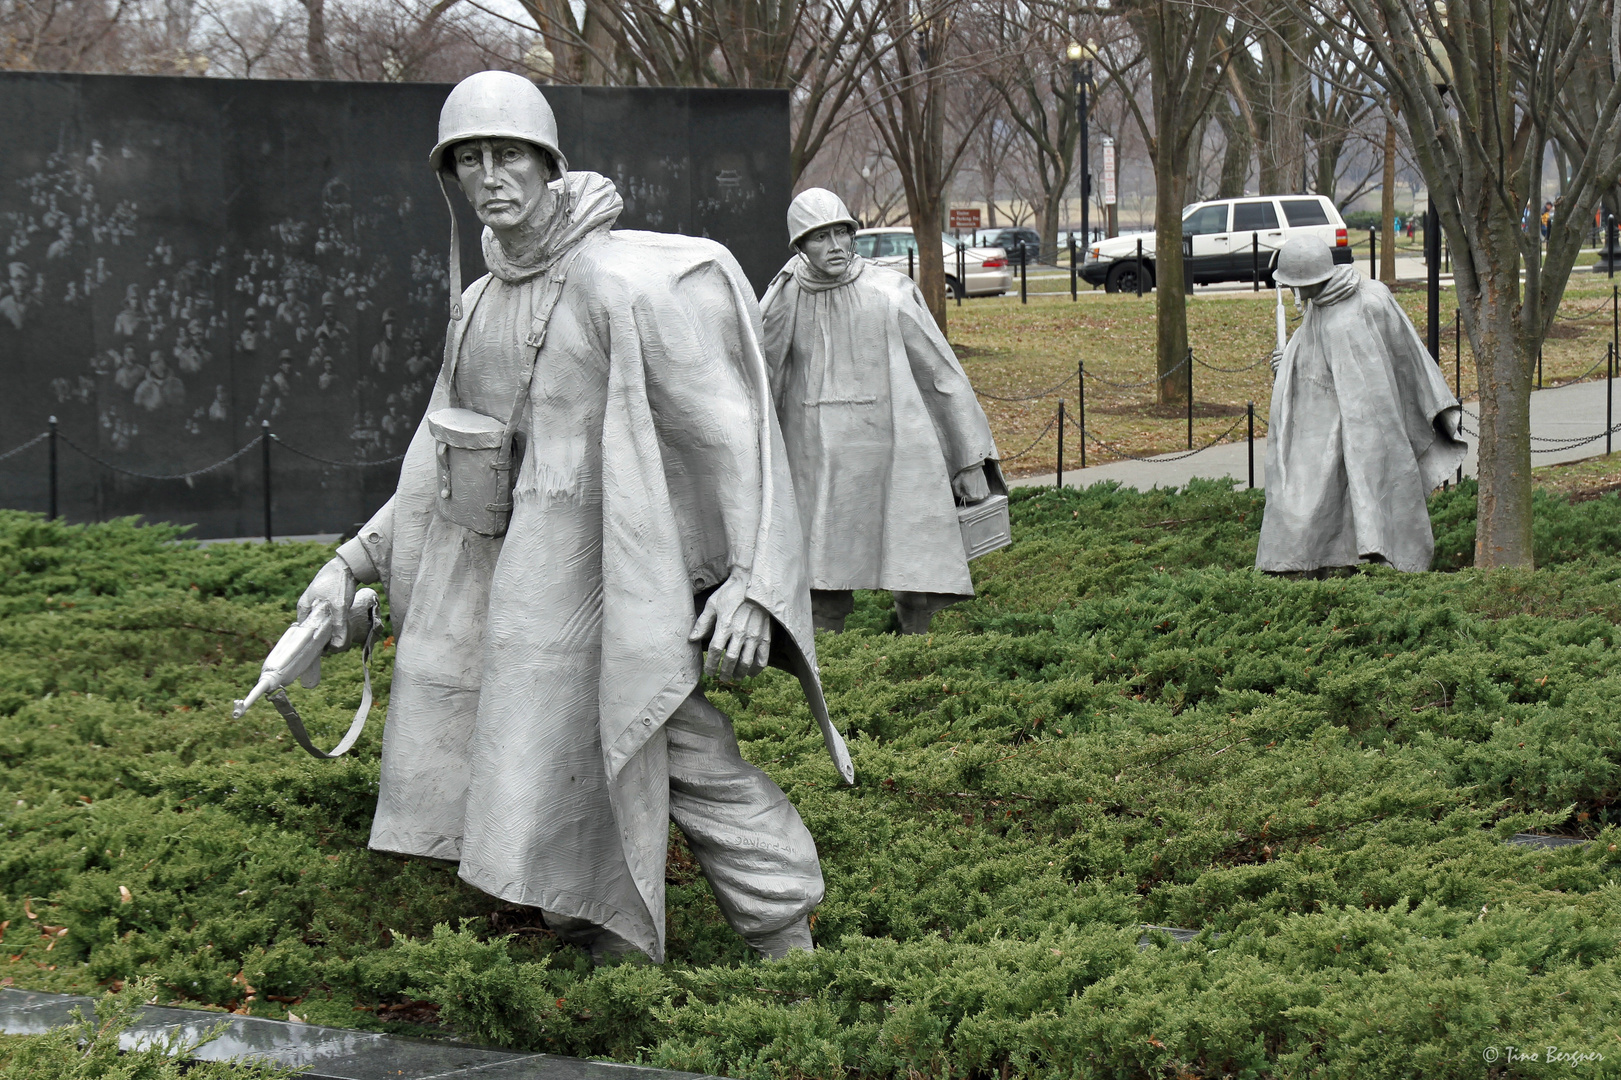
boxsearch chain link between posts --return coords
[0,431,49,463]
[996,418,1058,462]
[270,435,408,467]
[1065,409,1248,463]
[56,432,266,481]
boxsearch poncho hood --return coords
[481,171,623,283]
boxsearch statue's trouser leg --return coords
[893,591,963,634]
[810,589,854,633]
[666,691,824,957]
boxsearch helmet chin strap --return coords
[439,172,464,321]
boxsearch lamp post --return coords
[1068,39,1096,251]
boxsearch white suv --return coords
[1079,194,1353,293]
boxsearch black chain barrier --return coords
[270,435,408,468]
[57,431,266,482]
[997,418,1059,462]
[974,371,1078,403]
[0,431,49,463]
[1066,409,1249,463]
[1456,413,1621,452]
[1191,348,1272,374]
[1551,292,1617,322]
[1081,352,1192,391]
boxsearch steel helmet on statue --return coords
[1273,235,1336,287]
[430,70,568,175]
[787,188,860,249]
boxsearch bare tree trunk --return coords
[1154,167,1189,403]
[1379,120,1397,284]
[1215,103,1250,198]
[1473,238,1535,566]
[300,0,334,78]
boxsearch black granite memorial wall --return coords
[0,72,789,537]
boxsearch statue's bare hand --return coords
[1270,347,1284,376]
[952,462,991,504]
[689,574,772,681]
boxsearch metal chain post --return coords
[1186,347,1194,450]
[1056,399,1065,490]
[1368,228,1376,279]
[1069,236,1077,301]
[261,420,273,543]
[1077,360,1086,469]
[1246,402,1255,489]
[1019,242,1027,304]
[47,416,58,521]
[1135,239,1144,297]
[1254,234,1261,291]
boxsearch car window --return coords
[875,234,900,257]
[854,234,877,258]
[1183,205,1228,236]
[1280,198,1332,227]
[899,233,919,254]
[1232,201,1280,231]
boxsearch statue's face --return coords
[798,225,854,276]
[453,139,554,232]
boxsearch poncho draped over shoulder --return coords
[759,255,998,595]
[1258,266,1467,573]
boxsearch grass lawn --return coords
[1,456,1619,1078]
[959,276,1620,477]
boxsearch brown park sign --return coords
[949,208,981,230]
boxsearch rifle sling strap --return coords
[270,610,380,760]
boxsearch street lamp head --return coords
[1067,39,1097,62]
[1067,41,1085,61]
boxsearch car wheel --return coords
[1106,260,1152,293]
[946,276,965,300]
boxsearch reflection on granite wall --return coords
[0,73,789,537]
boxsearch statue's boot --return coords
[893,591,960,635]
[742,916,814,960]
[810,589,853,633]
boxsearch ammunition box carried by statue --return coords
[959,493,1011,560]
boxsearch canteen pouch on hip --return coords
[428,407,521,537]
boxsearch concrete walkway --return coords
[1012,376,1619,492]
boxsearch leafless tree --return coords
[856,0,993,331]
[1089,0,1234,403]
[518,0,891,183]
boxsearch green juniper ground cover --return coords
[0,480,1619,1078]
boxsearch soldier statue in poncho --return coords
[294,72,849,965]
[1259,235,1467,575]
[760,189,1000,634]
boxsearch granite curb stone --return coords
[0,988,715,1080]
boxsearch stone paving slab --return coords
[0,989,712,1080]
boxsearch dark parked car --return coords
[976,228,1042,265]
